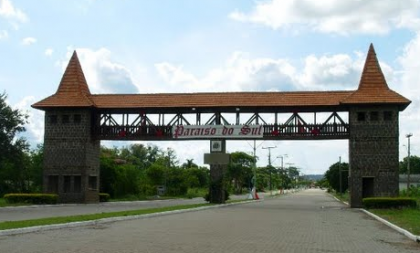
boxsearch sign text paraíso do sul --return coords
[172,125,263,139]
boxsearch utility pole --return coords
[262,146,277,195]
[277,154,288,193]
[339,156,342,194]
[406,133,413,189]
[253,140,257,197]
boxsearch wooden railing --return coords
[94,123,349,141]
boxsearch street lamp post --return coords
[406,133,413,189]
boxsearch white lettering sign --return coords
[172,125,263,139]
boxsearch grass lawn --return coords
[0,203,212,231]
[369,208,420,235]
[333,192,349,203]
[330,192,420,236]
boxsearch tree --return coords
[28,144,44,192]
[0,92,30,195]
[0,92,28,161]
[324,161,349,193]
[399,155,420,174]
[184,166,209,188]
[227,152,255,194]
[182,159,198,169]
[146,163,165,186]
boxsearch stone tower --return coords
[342,44,409,207]
[32,52,100,203]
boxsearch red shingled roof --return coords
[32,45,411,111]
[90,91,352,108]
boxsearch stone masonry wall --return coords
[348,105,399,207]
[43,109,100,203]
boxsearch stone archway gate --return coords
[32,44,410,207]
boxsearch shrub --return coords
[400,186,420,198]
[99,193,110,202]
[185,188,207,199]
[3,193,58,204]
[362,197,417,209]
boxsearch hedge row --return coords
[3,193,58,204]
[362,197,417,209]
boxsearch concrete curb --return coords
[360,209,420,243]
[0,200,260,237]
[0,198,193,210]
[330,194,419,243]
[332,196,349,206]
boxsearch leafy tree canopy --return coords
[0,92,32,195]
[399,155,420,174]
[0,92,28,163]
[324,161,349,193]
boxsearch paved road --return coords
[1,189,419,253]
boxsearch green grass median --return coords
[369,208,420,235]
[0,199,253,231]
[330,192,420,236]
[0,203,211,231]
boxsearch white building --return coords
[399,174,420,190]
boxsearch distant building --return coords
[399,174,420,190]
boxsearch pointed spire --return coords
[56,51,91,96]
[357,43,389,90]
[31,51,95,109]
[340,44,410,107]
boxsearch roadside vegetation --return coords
[318,158,420,236]
[369,208,420,235]
[368,186,420,235]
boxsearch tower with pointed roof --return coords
[33,52,100,203]
[344,44,405,207]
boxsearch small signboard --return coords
[211,140,223,152]
[204,153,231,165]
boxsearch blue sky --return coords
[1,0,420,174]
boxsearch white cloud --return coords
[155,52,297,92]
[0,0,28,28]
[295,52,397,90]
[155,62,199,90]
[396,32,420,158]
[230,0,420,35]
[60,47,138,94]
[21,37,36,45]
[154,50,383,93]
[0,29,8,39]
[45,48,53,56]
